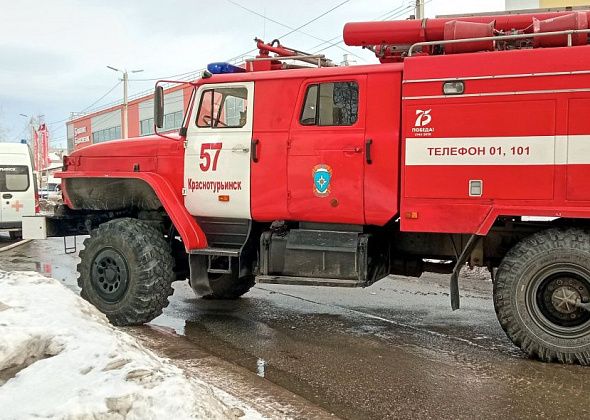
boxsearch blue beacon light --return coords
[207,62,246,74]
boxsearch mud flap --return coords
[189,254,214,297]
[450,235,480,311]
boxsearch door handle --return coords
[251,139,260,163]
[232,145,250,153]
[2,193,12,199]
[365,139,373,164]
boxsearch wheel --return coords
[203,273,255,299]
[494,228,590,365]
[9,230,22,240]
[77,218,175,326]
[189,255,254,299]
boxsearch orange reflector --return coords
[218,195,230,202]
[405,211,419,219]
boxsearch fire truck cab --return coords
[25,9,590,365]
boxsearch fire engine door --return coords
[287,78,366,224]
[184,82,254,218]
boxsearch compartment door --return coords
[567,99,590,201]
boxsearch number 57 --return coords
[199,142,222,171]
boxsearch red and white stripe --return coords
[404,135,590,166]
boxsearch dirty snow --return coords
[0,270,263,419]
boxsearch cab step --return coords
[188,247,240,257]
[188,247,241,275]
[256,275,365,288]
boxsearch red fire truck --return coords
[24,10,590,365]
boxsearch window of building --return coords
[140,118,154,136]
[164,110,184,131]
[196,87,248,129]
[140,110,183,136]
[0,166,29,192]
[300,81,359,126]
[92,126,121,143]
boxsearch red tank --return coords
[343,11,590,47]
[533,12,588,47]
[443,20,495,54]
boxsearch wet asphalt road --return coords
[1,237,589,419]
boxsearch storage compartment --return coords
[260,229,369,282]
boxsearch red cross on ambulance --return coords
[11,200,24,212]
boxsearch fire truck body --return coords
[25,9,590,364]
[402,44,590,235]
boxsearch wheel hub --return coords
[531,268,590,335]
[91,249,129,303]
[551,285,581,314]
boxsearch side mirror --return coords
[154,85,164,128]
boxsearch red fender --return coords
[57,171,208,251]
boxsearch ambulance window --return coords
[300,81,358,126]
[1,166,29,192]
[196,87,248,129]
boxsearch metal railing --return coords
[245,54,333,68]
[408,28,590,57]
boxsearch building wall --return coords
[72,117,92,150]
[137,87,187,136]
[66,123,74,152]
[506,0,539,10]
[540,0,590,6]
[90,109,121,132]
[507,0,590,9]
[128,103,139,139]
[90,109,122,145]
[66,82,195,152]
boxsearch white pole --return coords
[415,0,424,19]
[122,70,128,139]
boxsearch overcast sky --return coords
[0,0,504,148]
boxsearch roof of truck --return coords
[195,62,404,85]
[198,42,590,86]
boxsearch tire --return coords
[190,255,255,299]
[9,231,22,240]
[77,218,175,326]
[205,273,255,299]
[494,228,590,365]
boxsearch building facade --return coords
[66,83,193,152]
[506,0,590,10]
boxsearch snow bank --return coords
[0,271,248,419]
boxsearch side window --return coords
[300,85,318,125]
[1,166,30,192]
[300,81,359,126]
[196,87,248,128]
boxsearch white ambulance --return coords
[0,143,37,239]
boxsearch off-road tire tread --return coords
[494,228,590,366]
[206,274,255,300]
[77,218,175,326]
